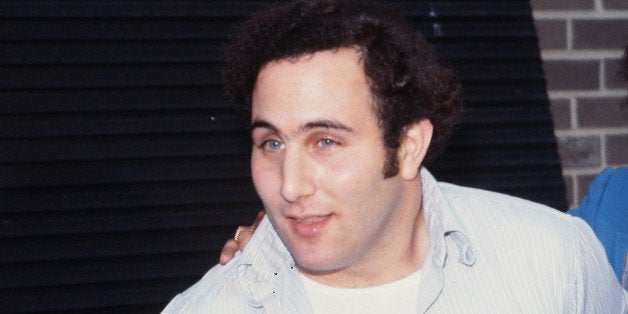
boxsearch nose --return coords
[280,148,316,203]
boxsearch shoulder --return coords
[439,182,574,230]
[434,182,626,312]
[437,182,594,259]
[161,216,294,313]
[161,258,243,313]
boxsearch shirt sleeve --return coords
[568,216,627,313]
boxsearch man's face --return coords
[250,48,411,279]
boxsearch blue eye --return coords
[263,140,283,151]
[317,138,337,148]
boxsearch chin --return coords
[292,252,346,276]
[278,228,346,273]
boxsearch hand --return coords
[219,211,265,265]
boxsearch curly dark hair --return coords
[224,0,463,177]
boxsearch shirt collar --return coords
[421,167,476,267]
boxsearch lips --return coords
[288,214,332,238]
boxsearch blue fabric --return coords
[568,167,628,283]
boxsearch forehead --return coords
[251,48,378,130]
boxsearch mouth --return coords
[288,214,332,238]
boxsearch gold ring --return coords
[234,226,252,242]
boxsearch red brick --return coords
[550,98,571,129]
[535,19,567,50]
[543,60,599,91]
[557,135,601,168]
[531,0,594,10]
[573,19,628,50]
[606,133,628,165]
[577,96,628,128]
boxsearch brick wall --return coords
[531,0,627,208]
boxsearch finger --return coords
[251,211,265,230]
[236,211,264,250]
[235,227,255,251]
[219,239,239,265]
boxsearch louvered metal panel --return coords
[0,1,566,312]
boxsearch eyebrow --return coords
[249,119,354,135]
[249,119,279,135]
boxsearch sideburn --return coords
[382,147,399,178]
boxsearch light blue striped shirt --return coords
[163,169,627,313]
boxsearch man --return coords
[163,1,626,312]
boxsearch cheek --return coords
[323,152,385,195]
[251,156,268,196]
[330,144,386,178]
[251,156,277,198]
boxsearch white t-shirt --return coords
[300,269,422,314]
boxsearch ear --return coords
[398,119,433,180]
